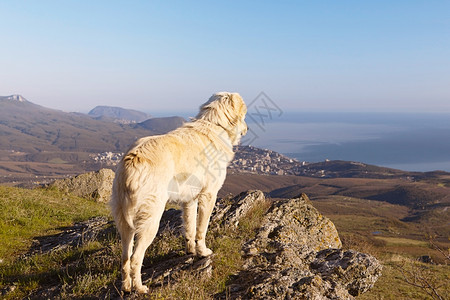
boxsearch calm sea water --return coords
[245,112,450,172]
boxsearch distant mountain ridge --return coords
[137,116,186,134]
[88,105,151,124]
[0,95,184,159]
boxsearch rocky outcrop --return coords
[27,217,113,255]
[211,190,266,229]
[49,168,115,202]
[213,192,381,299]
[146,190,382,299]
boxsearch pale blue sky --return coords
[1,1,449,113]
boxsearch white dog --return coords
[110,92,247,293]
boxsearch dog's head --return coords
[196,92,248,145]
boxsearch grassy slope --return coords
[0,187,272,299]
[313,195,449,299]
[0,186,109,260]
[0,184,448,299]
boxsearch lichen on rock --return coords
[50,168,115,202]
[214,192,382,299]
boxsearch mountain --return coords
[0,95,184,166]
[0,95,153,154]
[136,116,185,134]
[0,94,28,103]
[88,106,150,124]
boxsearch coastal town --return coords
[89,145,330,178]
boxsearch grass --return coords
[374,236,429,247]
[0,186,113,299]
[0,186,109,261]
[316,195,449,300]
[1,186,448,299]
[1,238,122,299]
[146,195,273,299]
[359,259,449,300]
[0,187,273,299]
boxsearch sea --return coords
[242,112,450,172]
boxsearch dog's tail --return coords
[110,162,136,231]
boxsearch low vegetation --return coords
[0,187,272,299]
[0,186,448,299]
[0,186,109,260]
[316,195,449,299]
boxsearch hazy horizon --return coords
[243,111,450,172]
[5,93,450,119]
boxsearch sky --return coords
[1,1,449,114]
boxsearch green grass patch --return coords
[0,186,109,261]
[47,158,68,164]
[374,236,429,247]
[359,258,450,300]
[1,239,121,299]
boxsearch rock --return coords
[143,254,213,288]
[50,168,115,202]
[27,216,113,255]
[211,190,266,229]
[308,249,383,297]
[217,192,382,299]
[417,255,435,264]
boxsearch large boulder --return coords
[50,168,115,202]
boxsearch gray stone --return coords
[211,190,266,229]
[217,192,382,299]
[50,168,115,202]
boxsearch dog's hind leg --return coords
[119,225,134,292]
[195,192,216,257]
[182,200,198,255]
[130,201,165,294]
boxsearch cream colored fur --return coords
[110,92,247,293]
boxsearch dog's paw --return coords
[186,240,196,255]
[135,284,149,294]
[121,278,132,293]
[196,246,213,257]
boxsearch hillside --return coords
[221,173,450,244]
[231,145,424,179]
[0,95,186,183]
[0,187,384,299]
[0,95,154,154]
[88,105,151,124]
[135,116,186,134]
[0,183,447,298]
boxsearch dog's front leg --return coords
[182,200,198,255]
[195,192,216,257]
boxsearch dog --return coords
[110,92,247,293]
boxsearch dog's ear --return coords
[217,93,232,106]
